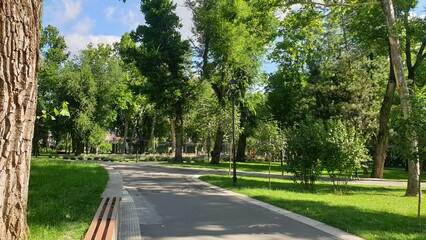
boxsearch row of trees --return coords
[35,0,425,194]
[1,0,425,238]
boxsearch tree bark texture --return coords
[381,0,420,196]
[0,1,42,239]
[170,118,176,154]
[174,105,183,162]
[210,125,224,164]
[236,131,247,162]
[122,118,129,154]
[149,112,156,150]
[236,102,247,162]
[372,55,396,178]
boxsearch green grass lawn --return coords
[27,156,108,240]
[201,175,425,240]
[166,160,426,181]
[166,160,287,173]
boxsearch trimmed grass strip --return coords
[200,175,425,240]
[28,157,108,240]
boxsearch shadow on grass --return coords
[202,175,407,195]
[28,159,108,231]
[166,161,286,174]
[201,175,425,240]
[253,195,424,240]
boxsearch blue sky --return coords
[42,0,192,56]
[42,0,425,64]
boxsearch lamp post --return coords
[229,78,238,187]
[207,122,211,163]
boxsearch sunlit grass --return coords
[166,160,286,174]
[166,160,426,182]
[27,156,108,240]
[201,175,425,240]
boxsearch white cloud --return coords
[121,9,144,30]
[105,7,116,20]
[174,0,193,40]
[50,0,83,25]
[65,34,121,56]
[409,11,426,20]
[72,16,95,34]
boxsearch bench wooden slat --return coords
[105,197,120,240]
[84,198,108,239]
[97,197,114,240]
[84,197,120,240]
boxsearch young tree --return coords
[0,1,43,238]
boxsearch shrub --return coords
[286,120,326,191]
[323,120,369,194]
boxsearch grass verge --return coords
[200,175,425,240]
[28,156,108,240]
[166,161,426,182]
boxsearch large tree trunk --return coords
[122,118,129,154]
[372,54,396,178]
[381,0,420,196]
[174,105,183,162]
[0,1,42,239]
[210,125,224,164]
[236,132,247,162]
[170,118,176,154]
[149,112,156,150]
[236,102,248,162]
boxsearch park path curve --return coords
[106,162,363,240]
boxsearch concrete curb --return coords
[101,164,142,240]
[101,165,123,198]
[190,174,364,240]
[120,189,143,240]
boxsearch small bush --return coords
[286,120,326,191]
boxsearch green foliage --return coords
[392,86,426,163]
[249,120,285,158]
[89,125,107,150]
[286,120,326,191]
[286,119,370,193]
[37,102,70,120]
[268,3,386,139]
[128,0,194,113]
[34,25,71,155]
[201,175,426,240]
[323,120,370,194]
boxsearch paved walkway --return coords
[98,161,425,239]
[101,162,373,240]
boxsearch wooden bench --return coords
[84,196,121,240]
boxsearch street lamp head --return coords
[228,78,238,88]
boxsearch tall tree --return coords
[124,0,194,162]
[381,0,420,196]
[0,1,42,238]
[33,25,69,155]
[188,0,278,163]
[358,0,426,181]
